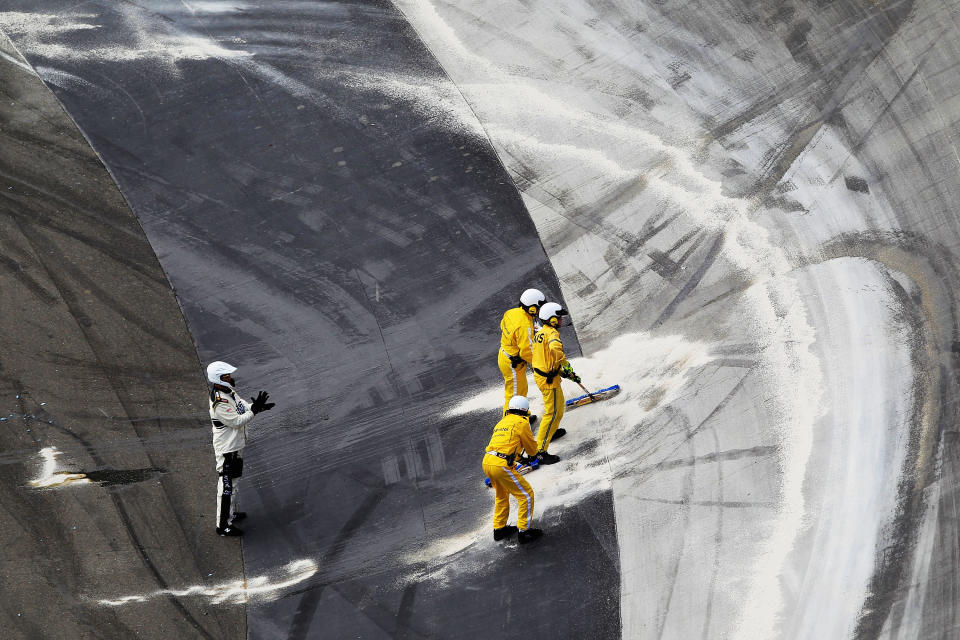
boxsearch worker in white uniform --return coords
[207,361,274,537]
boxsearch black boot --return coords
[493,525,518,541]
[216,525,243,537]
[550,428,566,441]
[518,528,544,545]
[536,451,560,465]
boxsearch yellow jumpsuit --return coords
[532,323,567,453]
[483,413,539,531]
[497,307,536,414]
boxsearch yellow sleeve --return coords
[501,310,534,362]
[519,420,538,456]
[517,321,534,362]
[499,312,518,355]
[546,333,565,369]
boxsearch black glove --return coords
[529,414,538,427]
[508,353,525,368]
[250,390,275,414]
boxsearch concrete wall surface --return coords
[2,0,959,638]
[0,31,244,640]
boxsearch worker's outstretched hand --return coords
[251,390,276,414]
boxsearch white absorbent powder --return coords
[413,331,713,576]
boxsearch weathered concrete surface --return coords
[0,33,244,640]
[5,0,960,638]
[0,2,615,639]
[394,0,960,638]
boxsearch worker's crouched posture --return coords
[482,396,544,545]
[497,288,544,415]
[207,361,274,537]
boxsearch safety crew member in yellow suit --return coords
[482,395,544,545]
[531,302,580,465]
[498,288,545,415]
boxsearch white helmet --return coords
[519,288,546,316]
[507,395,530,413]
[539,302,568,326]
[206,361,237,389]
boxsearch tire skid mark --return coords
[0,400,140,637]
[710,0,914,143]
[655,406,695,640]
[4,219,217,639]
[0,200,171,288]
[0,165,148,244]
[701,421,724,640]
[43,352,198,380]
[16,226,197,357]
[116,186,373,342]
[635,444,777,477]
[395,582,419,638]
[325,580,428,640]
[810,233,959,640]
[653,232,724,327]
[825,63,925,187]
[0,238,58,304]
[577,224,710,330]
[633,497,774,509]
[675,278,756,322]
[286,488,388,640]
[0,385,187,637]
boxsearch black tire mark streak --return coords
[0,197,170,289]
[653,233,724,328]
[633,498,774,508]
[7,215,217,640]
[286,489,388,640]
[0,246,58,305]
[0,165,151,246]
[633,370,752,483]
[825,63,924,186]
[701,421,723,640]
[326,580,428,640]
[0,396,136,635]
[0,387,165,638]
[395,582,418,639]
[635,445,776,477]
[655,406,695,640]
[814,232,959,639]
[854,268,940,640]
[16,218,197,356]
[109,162,373,340]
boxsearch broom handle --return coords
[576,380,598,401]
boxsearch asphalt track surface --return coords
[2,1,960,639]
